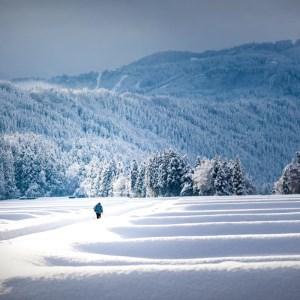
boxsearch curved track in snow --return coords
[1,195,300,299]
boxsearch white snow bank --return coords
[0,195,300,299]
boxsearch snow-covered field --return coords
[1,195,300,300]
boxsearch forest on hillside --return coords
[1,81,299,194]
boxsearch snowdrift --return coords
[0,195,300,299]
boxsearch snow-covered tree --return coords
[145,150,189,197]
[0,130,257,199]
[0,134,66,198]
[192,158,216,195]
[130,160,139,196]
[112,174,130,197]
[98,161,117,197]
[274,151,300,194]
[135,163,146,197]
[80,158,103,197]
[214,161,228,195]
[165,150,188,196]
[232,159,246,195]
[192,157,253,196]
[180,168,194,196]
[0,144,18,198]
[145,153,161,197]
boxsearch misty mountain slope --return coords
[1,80,299,186]
[0,82,168,162]
[98,40,300,96]
[47,40,300,97]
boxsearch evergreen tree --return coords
[214,161,234,195]
[145,153,161,197]
[195,156,202,167]
[135,163,146,197]
[99,161,117,197]
[274,151,300,194]
[165,150,188,196]
[210,157,221,195]
[225,160,234,195]
[145,150,188,197]
[282,174,290,194]
[157,154,168,196]
[180,169,194,196]
[232,159,245,195]
[294,152,300,164]
[1,145,18,198]
[81,158,103,197]
[112,174,130,197]
[214,161,228,195]
[130,160,139,196]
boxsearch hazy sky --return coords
[0,0,300,79]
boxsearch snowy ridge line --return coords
[148,208,300,216]
[131,213,300,225]
[79,232,300,242]
[173,199,300,205]
[124,220,300,227]
[44,254,300,267]
[177,200,300,206]
[6,261,300,275]
[76,226,300,259]
[182,203,300,209]
[0,209,73,214]
[37,260,300,272]
[0,209,70,213]
[111,223,300,238]
[77,238,300,259]
[134,211,300,219]
[181,204,300,211]
[0,198,150,209]
[0,215,91,241]
[0,203,93,209]
[173,195,300,203]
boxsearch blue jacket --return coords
[94,203,103,214]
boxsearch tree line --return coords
[1,80,300,189]
[0,133,255,199]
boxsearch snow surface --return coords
[1,195,300,299]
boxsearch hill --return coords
[1,81,299,190]
[2,39,300,192]
[48,39,300,97]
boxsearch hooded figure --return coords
[94,202,103,219]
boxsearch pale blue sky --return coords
[0,0,300,79]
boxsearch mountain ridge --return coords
[3,38,300,190]
[17,38,298,96]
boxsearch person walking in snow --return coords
[94,202,103,219]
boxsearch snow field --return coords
[0,195,300,299]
